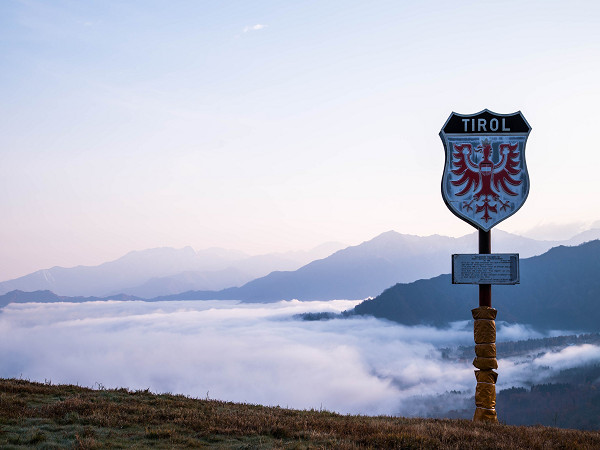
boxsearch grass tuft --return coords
[145,425,175,439]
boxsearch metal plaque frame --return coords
[452,253,520,285]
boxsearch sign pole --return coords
[478,230,491,307]
[440,110,532,424]
[472,228,498,422]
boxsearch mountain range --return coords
[151,229,600,302]
[0,242,343,297]
[1,228,599,304]
[351,239,600,332]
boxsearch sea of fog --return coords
[1,299,599,417]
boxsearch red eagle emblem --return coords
[451,140,521,223]
[440,110,531,231]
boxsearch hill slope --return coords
[1,378,598,449]
[352,240,600,331]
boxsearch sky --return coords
[0,299,592,416]
[2,1,600,280]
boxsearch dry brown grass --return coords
[1,377,599,448]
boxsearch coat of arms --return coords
[440,110,531,231]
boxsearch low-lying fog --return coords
[1,300,597,417]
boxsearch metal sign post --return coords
[479,230,492,308]
[440,110,531,422]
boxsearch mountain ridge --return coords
[3,239,600,335]
[351,240,600,332]
[150,229,600,302]
[2,229,599,303]
[0,242,345,297]
[0,289,143,309]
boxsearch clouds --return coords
[499,343,600,390]
[243,24,267,33]
[1,300,599,417]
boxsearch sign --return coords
[452,253,519,285]
[440,110,531,231]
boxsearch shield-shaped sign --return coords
[440,110,531,231]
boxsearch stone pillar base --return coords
[472,307,498,423]
[473,407,498,422]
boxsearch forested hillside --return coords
[353,240,600,331]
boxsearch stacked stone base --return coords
[472,306,498,422]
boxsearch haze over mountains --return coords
[0,242,343,297]
[1,228,599,303]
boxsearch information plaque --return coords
[452,253,519,285]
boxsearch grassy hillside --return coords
[1,379,600,449]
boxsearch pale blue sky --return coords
[2,0,600,279]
